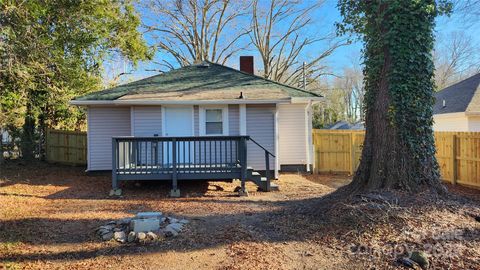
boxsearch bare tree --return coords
[345,66,365,121]
[143,0,250,70]
[249,0,345,86]
[434,31,480,89]
[454,0,480,24]
[327,63,364,122]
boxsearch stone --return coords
[117,218,132,226]
[155,231,166,240]
[114,231,126,243]
[137,232,147,241]
[146,232,158,241]
[179,219,189,224]
[98,228,112,236]
[135,212,163,220]
[102,232,114,241]
[410,251,429,269]
[132,218,160,233]
[98,225,114,231]
[164,228,178,237]
[127,232,136,243]
[168,217,179,224]
[166,223,183,233]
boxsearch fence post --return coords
[349,132,355,175]
[451,134,457,185]
[313,131,318,174]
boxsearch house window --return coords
[205,109,223,135]
[200,106,228,136]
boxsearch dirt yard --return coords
[1,162,479,270]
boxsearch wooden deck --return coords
[111,136,274,196]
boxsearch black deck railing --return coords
[112,136,249,192]
[249,137,275,182]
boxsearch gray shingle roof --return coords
[434,73,480,115]
[75,61,321,101]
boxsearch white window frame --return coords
[199,105,229,136]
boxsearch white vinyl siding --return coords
[278,104,308,165]
[229,105,240,135]
[88,107,131,170]
[433,113,469,131]
[246,104,275,170]
[132,106,162,136]
[86,103,311,172]
[468,116,480,131]
[194,106,199,136]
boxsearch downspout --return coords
[274,104,279,179]
[305,101,312,172]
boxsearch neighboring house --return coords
[328,121,365,130]
[433,73,480,131]
[328,121,351,130]
[70,57,322,196]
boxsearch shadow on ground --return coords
[1,161,479,269]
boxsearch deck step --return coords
[269,182,279,191]
[246,169,278,192]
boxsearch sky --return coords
[105,0,479,85]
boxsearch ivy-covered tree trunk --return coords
[338,0,450,193]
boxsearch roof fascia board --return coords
[465,111,480,116]
[70,99,291,106]
[433,112,467,118]
[291,97,324,104]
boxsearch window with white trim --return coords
[205,109,223,135]
[200,106,229,136]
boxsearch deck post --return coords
[239,136,248,196]
[110,138,121,196]
[170,138,180,197]
[451,134,457,185]
[264,151,271,191]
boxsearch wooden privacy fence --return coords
[46,129,87,165]
[313,129,480,189]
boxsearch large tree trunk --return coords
[349,57,443,193]
[346,1,445,193]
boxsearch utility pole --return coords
[302,62,306,90]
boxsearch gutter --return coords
[465,111,480,116]
[291,97,324,104]
[70,97,322,106]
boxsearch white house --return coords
[71,57,322,195]
[433,73,480,131]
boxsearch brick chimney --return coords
[239,56,254,75]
